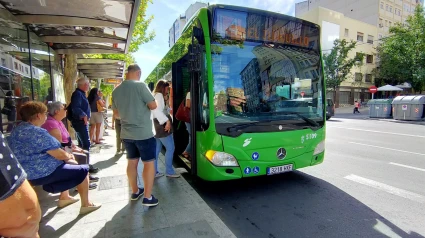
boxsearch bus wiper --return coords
[279,112,320,127]
[226,121,271,132]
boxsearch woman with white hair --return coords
[42,101,99,186]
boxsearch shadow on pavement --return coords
[92,153,123,170]
[186,171,424,238]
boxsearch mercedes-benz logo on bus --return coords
[276,148,287,160]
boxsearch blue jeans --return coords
[184,122,191,154]
[72,121,90,151]
[154,134,176,175]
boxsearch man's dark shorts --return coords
[123,137,156,162]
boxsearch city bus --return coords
[146,4,326,181]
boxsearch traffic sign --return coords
[369,86,377,94]
[300,91,305,97]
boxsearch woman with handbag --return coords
[87,88,105,144]
[152,80,180,178]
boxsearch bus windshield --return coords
[211,8,324,134]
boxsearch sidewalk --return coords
[35,123,236,238]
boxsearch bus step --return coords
[178,155,192,168]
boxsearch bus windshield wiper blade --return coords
[226,121,271,132]
[279,112,320,127]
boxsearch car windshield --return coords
[211,9,324,133]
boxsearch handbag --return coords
[175,100,190,123]
[154,114,173,138]
[1,106,11,115]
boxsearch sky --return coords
[135,0,305,81]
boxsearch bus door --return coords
[171,56,192,170]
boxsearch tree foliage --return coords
[144,20,197,83]
[322,39,363,92]
[376,5,425,92]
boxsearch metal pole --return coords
[48,45,54,101]
[26,25,35,100]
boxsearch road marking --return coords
[347,142,425,156]
[327,126,425,138]
[389,162,425,172]
[345,174,425,204]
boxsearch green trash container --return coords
[392,95,425,121]
[367,99,393,118]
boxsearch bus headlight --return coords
[313,140,325,155]
[205,150,239,167]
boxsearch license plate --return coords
[267,164,293,175]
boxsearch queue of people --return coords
[0,63,193,237]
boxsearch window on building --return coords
[378,34,383,40]
[344,28,349,37]
[357,32,364,42]
[380,2,384,9]
[386,4,389,11]
[1,58,5,66]
[385,20,388,26]
[367,35,374,44]
[389,21,392,27]
[14,62,18,69]
[25,67,29,74]
[390,6,393,13]
[366,55,373,63]
[355,73,363,82]
[379,18,383,27]
[365,74,373,83]
[356,52,364,63]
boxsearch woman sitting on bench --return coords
[42,101,98,187]
[7,101,101,215]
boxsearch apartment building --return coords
[298,7,377,105]
[295,0,422,105]
[168,2,207,48]
[296,0,423,38]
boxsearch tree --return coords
[322,39,363,102]
[376,5,425,92]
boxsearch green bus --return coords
[147,4,326,181]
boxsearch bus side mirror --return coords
[188,44,202,73]
[148,82,154,91]
[193,27,205,45]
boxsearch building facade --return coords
[297,7,378,106]
[169,2,207,48]
[296,0,423,32]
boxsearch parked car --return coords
[326,99,335,120]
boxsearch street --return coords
[185,115,425,238]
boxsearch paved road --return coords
[185,117,425,238]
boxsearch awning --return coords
[377,85,403,91]
[77,58,125,79]
[0,0,141,54]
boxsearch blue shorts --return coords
[123,137,156,162]
[29,163,89,193]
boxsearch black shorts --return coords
[122,137,156,162]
